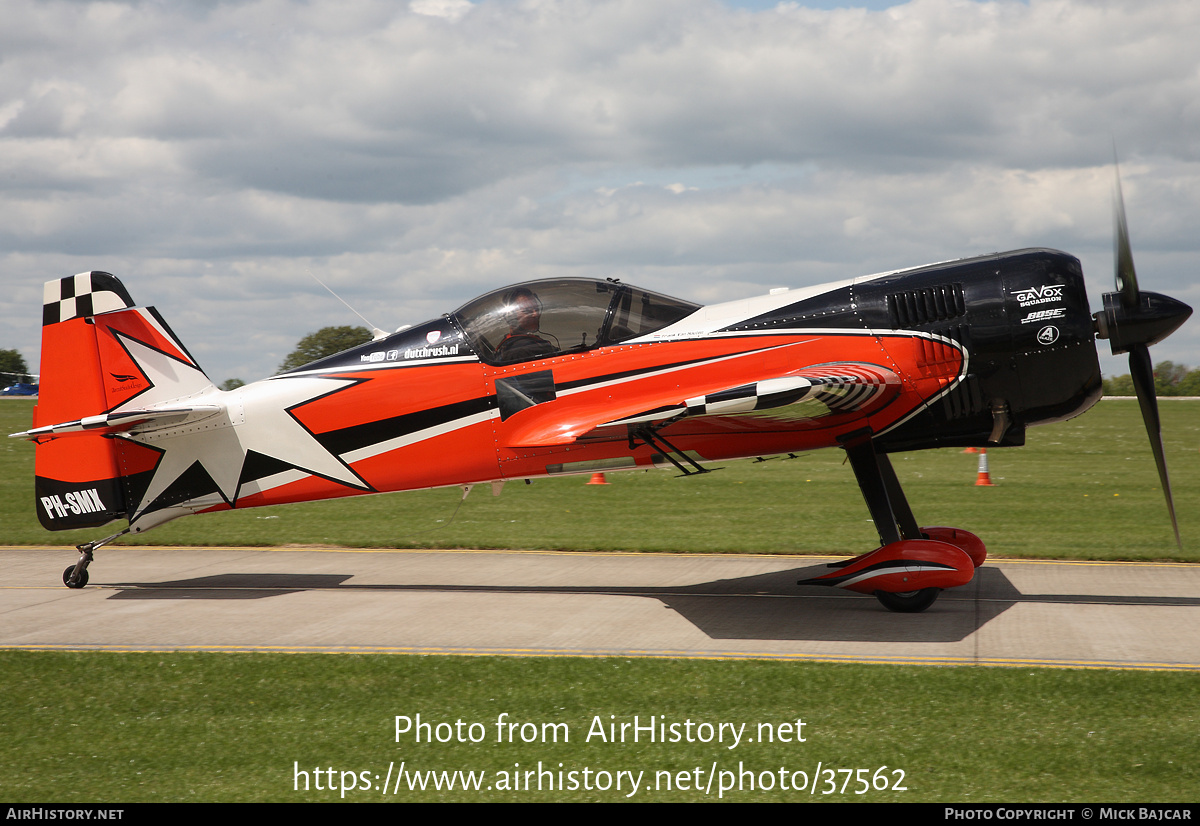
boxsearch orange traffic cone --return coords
[975,449,994,486]
[962,447,978,453]
[586,473,609,485]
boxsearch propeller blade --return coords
[1128,343,1183,550]
[1113,167,1140,309]
[1100,155,1189,548]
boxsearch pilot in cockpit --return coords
[494,287,559,364]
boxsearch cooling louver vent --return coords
[887,283,966,328]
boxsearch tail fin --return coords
[21,272,215,531]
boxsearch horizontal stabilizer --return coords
[10,405,223,441]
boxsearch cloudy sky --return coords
[2,0,1197,384]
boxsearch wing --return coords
[501,363,900,447]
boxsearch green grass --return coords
[2,652,1197,803]
[3,398,1197,559]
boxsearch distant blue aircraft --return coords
[1,383,38,396]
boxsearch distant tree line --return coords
[277,326,372,374]
[1103,361,1200,396]
[0,348,32,384]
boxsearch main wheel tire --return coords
[875,587,940,613]
[63,565,89,589]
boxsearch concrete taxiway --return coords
[2,546,1198,669]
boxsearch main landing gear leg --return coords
[844,435,943,612]
[805,432,979,613]
[63,528,130,589]
[842,433,922,547]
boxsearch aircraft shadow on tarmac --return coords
[106,562,1200,645]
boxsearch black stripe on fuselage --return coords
[314,395,499,456]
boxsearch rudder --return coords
[28,272,213,531]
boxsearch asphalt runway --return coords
[2,546,1198,669]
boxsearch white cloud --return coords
[410,0,474,20]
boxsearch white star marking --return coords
[115,338,367,522]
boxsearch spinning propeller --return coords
[1093,166,1193,548]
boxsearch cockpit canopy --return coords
[451,279,699,366]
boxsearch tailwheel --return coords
[875,588,940,613]
[63,565,89,589]
[58,529,127,589]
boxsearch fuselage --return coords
[209,247,1100,514]
[24,249,1103,532]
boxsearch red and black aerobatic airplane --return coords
[13,186,1191,611]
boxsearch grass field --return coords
[2,398,1198,803]
[2,652,1198,803]
[2,398,1196,559]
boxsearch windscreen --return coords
[452,279,698,365]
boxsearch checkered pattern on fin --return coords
[42,272,136,326]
